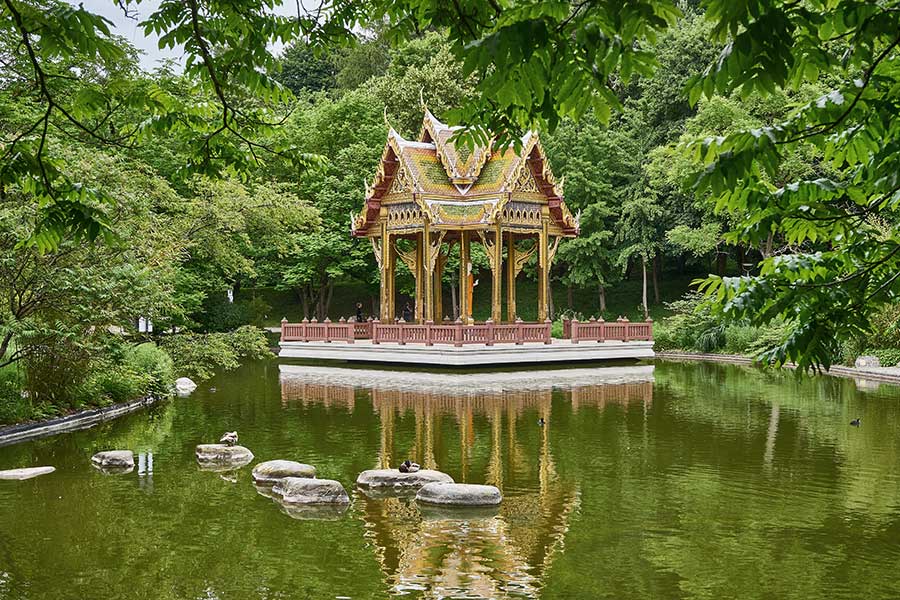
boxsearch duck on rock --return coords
[220,431,238,446]
[398,460,420,473]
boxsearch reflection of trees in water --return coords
[282,371,653,598]
[655,361,900,521]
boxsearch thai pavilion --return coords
[352,110,579,324]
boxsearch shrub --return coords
[159,326,270,380]
[862,348,900,367]
[226,325,272,360]
[0,366,27,425]
[124,343,175,398]
[73,366,147,408]
[651,323,678,351]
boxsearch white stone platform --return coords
[278,339,654,366]
[279,363,654,393]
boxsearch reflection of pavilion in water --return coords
[280,365,653,598]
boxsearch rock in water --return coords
[272,477,350,505]
[855,355,881,368]
[252,460,316,485]
[175,377,198,396]
[0,466,55,481]
[91,450,135,470]
[356,468,453,490]
[416,482,502,507]
[195,444,254,469]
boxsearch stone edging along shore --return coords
[656,351,900,386]
[0,395,158,448]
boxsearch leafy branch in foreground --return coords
[684,1,900,371]
[313,0,681,148]
[0,0,322,250]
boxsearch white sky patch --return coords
[75,0,310,72]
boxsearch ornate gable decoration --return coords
[420,110,490,187]
[389,164,413,194]
[510,162,541,193]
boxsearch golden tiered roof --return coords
[352,110,579,236]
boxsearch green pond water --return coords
[1,359,899,600]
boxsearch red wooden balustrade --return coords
[280,316,653,345]
[562,317,654,343]
[280,317,553,346]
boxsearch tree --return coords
[278,43,337,94]
[1,0,316,247]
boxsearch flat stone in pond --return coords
[195,444,254,469]
[91,450,134,469]
[416,482,502,507]
[273,477,349,505]
[251,460,316,485]
[356,468,453,490]
[0,466,55,481]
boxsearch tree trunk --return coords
[567,284,573,310]
[549,286,555,320]
[323,280,335,319]
[299,287,309,320]
[598,284,607,313]
[717,249,727,276]
[450,281,459,320]
[652,253,660,304]
[641,257,649,320]
[763,232,774,258]
[370,295,377,318]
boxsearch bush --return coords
[74,366,147,408]
[723,324,759,354]
[0,366,27,425]
[656,293,726,353]
[124,343,175,398]
[862,348,900,367]
[159,325,270,380]
[652,322,678,351]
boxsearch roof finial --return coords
[383,106,392,131]
[419,87,427,112]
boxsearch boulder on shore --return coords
[252,460,316,485]
[273,477,350,505]
[91,450,134,470]
[195,444,254,469]
[0,466,55,481]
[855,355,881,368]
[356,468,453,491]
[175,377,198,396]
[415,482,502,507]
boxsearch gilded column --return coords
[434,252,444,320]
[538,214,549,321]
[379,219,391,321]
[415,231,424,322]
[423,220,433,322]
[387,234,396,321]
[459,231,470,323]
[491,224,502,322]
[506,231,516,321]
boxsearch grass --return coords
[248,271,698,325]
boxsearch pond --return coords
[1,359,899,600]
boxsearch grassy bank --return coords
[247,273,698,325]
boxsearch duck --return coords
[219,431,238,446]
[850,418,861,427]
[537,418,546,426]
[398,459,421,473]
